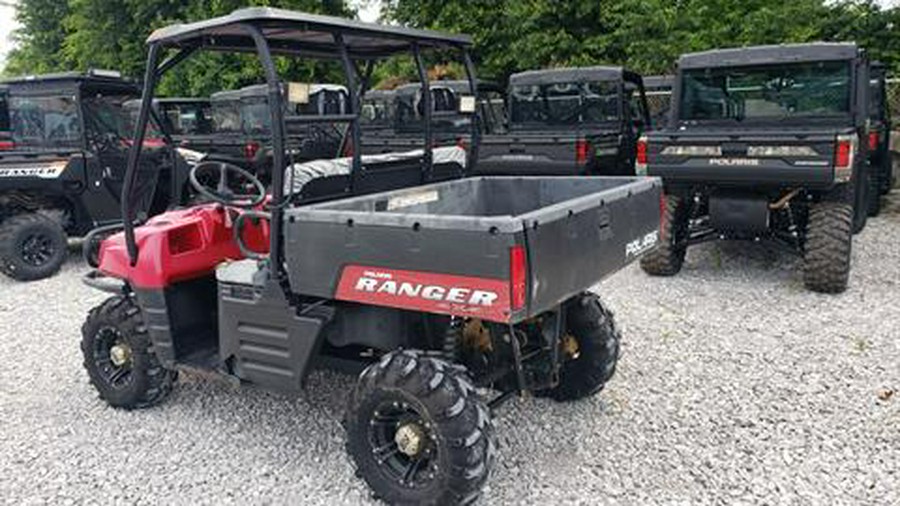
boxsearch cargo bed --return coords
[284,176,661,323]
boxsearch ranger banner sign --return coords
[0,162,67,179]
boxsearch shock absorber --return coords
[442,318,462,361]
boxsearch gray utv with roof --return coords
[0,71,188,281]
[78,8,662,505]
[477,66,650,176]
[638,43,873,293]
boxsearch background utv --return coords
[638,43,874,293]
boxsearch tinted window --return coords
[510,81,620,125]
[680,61,851,121]
[9,95,81,149]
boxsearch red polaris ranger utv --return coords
[80,8,661,504]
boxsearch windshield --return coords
[680,61,851,122]
[83,93,164,147]
[510,81,619,126]
[212,99,242,133]
[241,97,271,135]
[8,94,81,150]
[160,102,214,135]
[361,96,393,126]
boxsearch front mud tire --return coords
[540,293,621,402]
[81,296,176,409]
[345,350,496,505]
[803,202,852,294]
[0,213,68,281]
[640,194,689,276]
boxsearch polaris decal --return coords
[335,265,511,322]
[626,231,659,258]
[708,158,760,166]
[0,162,67,179]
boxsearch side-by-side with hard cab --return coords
[638,43,874,293]
[0,70,189,281]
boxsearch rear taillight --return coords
[575,139,590,165]
[833,135,856,183]
[0,140,14,151]
[869,131,879,151]
[635,136,648,176]
[510,245,527,311]
[243,141,260,160]
[456,137,468,151]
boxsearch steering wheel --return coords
[189,161,266,208]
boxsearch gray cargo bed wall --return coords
[283,176,661,320]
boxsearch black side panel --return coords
[525,184,660,312]
[134,276,218,369]
[218,279,334,391]
[134,288,177,368]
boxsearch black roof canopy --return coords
[642,75,674,90]
[147,7,472,59]
[1,72,138,96]
[679,42,860,70]
[509,66,638,87]
[393,80,503,96]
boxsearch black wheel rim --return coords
[92,327,134,390]
[20,232,56,267]
[368,400,439,489]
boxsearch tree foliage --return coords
[384,0,900,80]
[4,0,898,94]
[4,0,353,96]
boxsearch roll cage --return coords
[123,7,479,271]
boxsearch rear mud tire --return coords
[640,194,689,276]
[345,350,496,505]
[540,293,621,402]
[803,202,852,294]
[0,213,67,281]
[81,296,176,409]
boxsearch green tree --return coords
[4,0,72,76]
[384,0,897,80]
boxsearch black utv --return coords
[477,66,650,176]
[199,83,349,179]
[0,71,188,281]
[639,43,873,293]
[868,61,892,214]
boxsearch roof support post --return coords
[462,48,480,172]
[412,42,433,182]
[122,43,161,265]
[239,22,286,277]
[335,33,362,188]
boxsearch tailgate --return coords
[521,177,661,315]
[477,133,579,175]
[646,130,846,187]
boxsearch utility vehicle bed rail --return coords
[284,176,661,323]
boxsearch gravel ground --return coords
[1,192,898,505]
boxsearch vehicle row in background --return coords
[0,70,189,280]
[638,43,874,293]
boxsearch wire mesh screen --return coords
[646,90,672,129]
[887,78,899,124]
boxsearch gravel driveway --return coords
[1,193,897,505]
